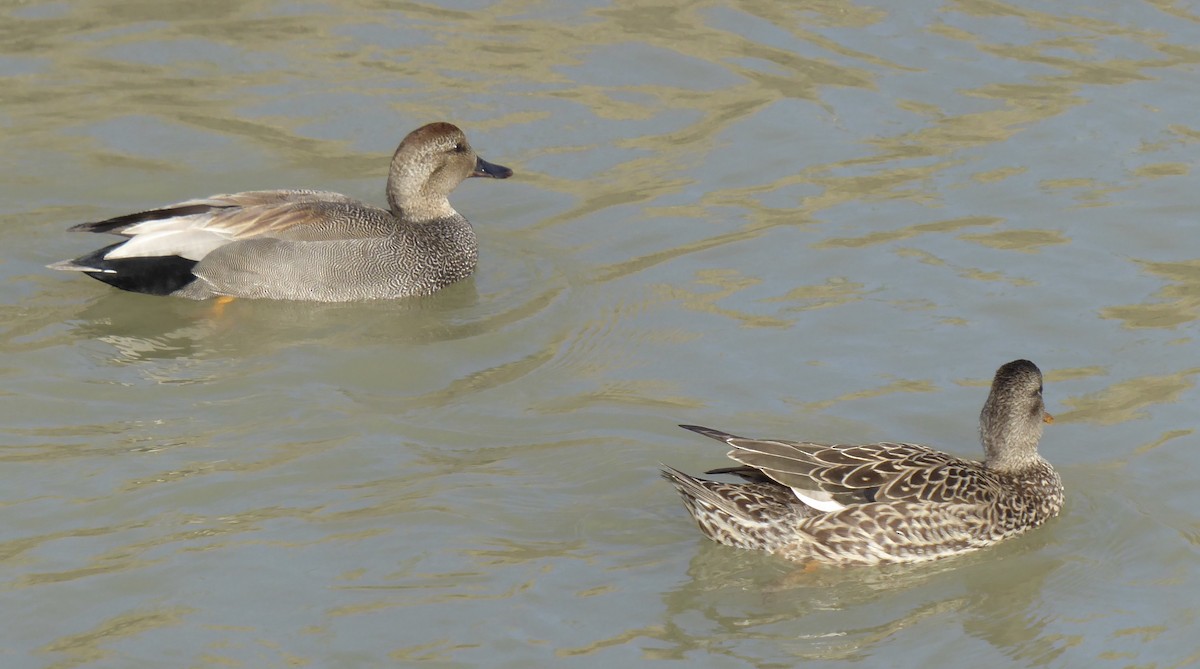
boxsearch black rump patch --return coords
[72,242,198,296]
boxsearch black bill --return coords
[472,156,513,179]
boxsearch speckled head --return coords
[385,122,512,221]
[979,359,1053,471]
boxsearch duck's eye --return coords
[452,142,467,153]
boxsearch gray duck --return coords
[48,122,512,301]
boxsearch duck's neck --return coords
[985,446,1044,474]
[980,410,1044,473]
[386,170,457,222]
[387,194,457,223]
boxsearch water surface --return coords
[3,1,1200,667]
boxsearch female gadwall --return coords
[662,359,1063,566]
[48,122,512,301]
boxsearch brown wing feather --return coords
[703,465,773,483]
[721,436,1002,506]
[68,190,374,239]
[193,201,393,241]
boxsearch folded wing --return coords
[680,424,1002,512]
[70,191,390,263]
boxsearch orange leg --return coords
[211,295,236,317]
[775,560,823,588]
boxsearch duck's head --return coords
[386,122,512,221]
[979,359,1054,471]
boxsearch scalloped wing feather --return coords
[882,462,1003,504]
[722,437,1001,507]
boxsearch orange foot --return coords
[211,295,236,317]
[775,561,823,588]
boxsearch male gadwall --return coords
[662,359,1063,566]
[48,122,512,301]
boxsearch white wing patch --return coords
[792,489,846,512]
[104,225,234,261]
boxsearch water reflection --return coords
[1103,259,1200,329]
[1056,367,1200,425]
[646,534,1068,664]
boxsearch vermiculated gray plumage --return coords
[48,122,512,301]
[662,359,1064,566]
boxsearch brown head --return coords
[979,359,1054,472]
[385,122,512,221]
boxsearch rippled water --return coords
[3,1,1200,667]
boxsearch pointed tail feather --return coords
[660,465,750,521]
[678,424,744,443]
[46,259,113,273]
[704,465,773,483]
